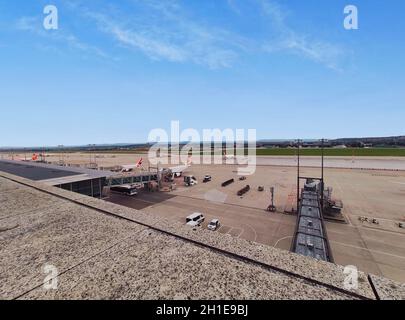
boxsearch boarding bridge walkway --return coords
[291,189,334,262]
[106,172,158,187]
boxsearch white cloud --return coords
[15,0,347,70]
[16,16,39,32]
[258,0,346,70]
[82,1,246,69]
[227,0,242,15]
[15,16,108,59]
[99,19,187,63]
[258,0,287,28]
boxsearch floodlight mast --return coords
[321,138,325,210]
[296,138,325,211]
[296,139,300,212]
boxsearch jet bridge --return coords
[291,188,334,262]
[291,139,333,262]
[105,172,158,187]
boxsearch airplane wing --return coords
[170,155,192,173]
[121,158,143,172]
[170,165,187,173]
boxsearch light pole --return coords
[321,138,325,210]
[296,139,300,213]
[58,145,64,165]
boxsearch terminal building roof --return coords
[0,160,114,185]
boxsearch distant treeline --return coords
[2,136,405,153]
[257,136,405,148]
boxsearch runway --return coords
[254,156,405,171]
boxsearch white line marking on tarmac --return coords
[130,198,157,205]
[243,223,258,242]
[274,236,293,249]
[327,222,405,237]
[330,241,405,260]
[389,181,405,185]
[235,228,244,238]
[225,227,244,238]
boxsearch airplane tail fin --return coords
[136,158,143,168]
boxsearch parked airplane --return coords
[16,153,40,162]
[169,155,192,177]
[223,151,235,161]
[120,158,144,172]
[222,150,248,164]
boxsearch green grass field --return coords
[255,148,405,157]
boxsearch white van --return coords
[186,212,205,227]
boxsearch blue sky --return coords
[0,0,404,147]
